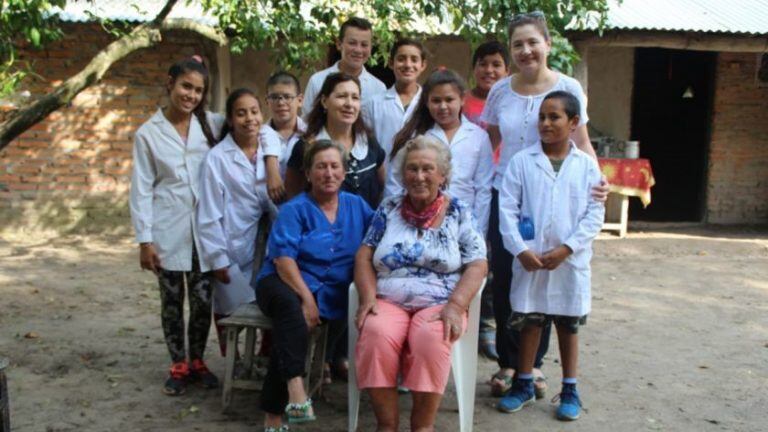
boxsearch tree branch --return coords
[162,18,228,46]
[0,2,225,150]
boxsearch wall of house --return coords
[584,46,634,141]
[706,52,768,224]
[0,24,217,233]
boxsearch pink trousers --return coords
[355,300,467,394]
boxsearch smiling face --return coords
[167,71,205,115]
[473,53,509,92]
[427,83,463,130]
[390,44,427,85]
[337,26,373,72]
[266,83,302,126]
[510,23,551,74]
[403,148,446,205]
[308,147,346,197]
[538,98,578,145]
[229,93,263,143]
[321,80,361,128]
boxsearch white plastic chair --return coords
[347,280,485,432]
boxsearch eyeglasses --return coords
[266,93,297,103]
[510,10,546,23]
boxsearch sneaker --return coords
[554,384,582,421]
[163,361,189,396]
[190,358,219,389]
[497,378,535,413]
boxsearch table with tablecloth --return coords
[598,158,655,236]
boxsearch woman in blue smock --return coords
[256,140,373,430]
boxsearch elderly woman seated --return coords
[353,135,488,432]
[255,140,373,431]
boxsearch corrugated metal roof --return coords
[57,0,768,36]
[592,0,768,35]
[55,0,216,25]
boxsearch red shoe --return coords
[190,358,219,389]
[163,361,189,396]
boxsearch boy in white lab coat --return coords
[497,91,605,421]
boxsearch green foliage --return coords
[0,0,66,99]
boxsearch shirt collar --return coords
[317,127,369,160]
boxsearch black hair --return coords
[507,11,550,41]
[389,38,428,63]
[472,40,510,68]
[266,71,301,94]
[339,17,373,40]
[167,57,216,147]
[543,90,580,119]
[219,88,260,141]
[304,72,367,140]
[390,68,467,161]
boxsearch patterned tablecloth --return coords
[598,158,655,207]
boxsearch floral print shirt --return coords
[363,195,487,310]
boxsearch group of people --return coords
[129,12,607,432]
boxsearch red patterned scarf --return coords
[401,192,446,229]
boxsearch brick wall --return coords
[707,52,768,224]
[0,23,216,233]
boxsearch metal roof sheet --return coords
[591,0,768,35]
[55,0,217,25]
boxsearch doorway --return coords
[630,48,716,221]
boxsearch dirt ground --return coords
[1,226,767,432]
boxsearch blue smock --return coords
[258,191,373,319]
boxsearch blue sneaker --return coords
[497,378,535,413]
[555,384,582,421]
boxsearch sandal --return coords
[285,398,316,424]
[533,368,548,399]
[264,426,289,432]
[489,370,514,397]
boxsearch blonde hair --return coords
[399,135,452,189]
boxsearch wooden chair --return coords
[219,303,328,412]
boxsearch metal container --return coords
[625,140,640,159]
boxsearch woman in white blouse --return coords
[129,57,224,396]
[479,12,606,398]
[196,88,273,345]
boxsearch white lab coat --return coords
[384,117,494,235]
[361,85,422,156]
[302,62,386,118]
[196,134,272,314]
[130,108,224,271]
[499,141,605,317]
[261,117,307,178]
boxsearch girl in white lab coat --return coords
[130,56,224,396]
[197,88,273,356]
[361,38,428,158]
[497,91,604,420]
[388,68,494,233]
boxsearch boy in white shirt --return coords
[262,71,305,206]
[497,91,604,421]
[302,17,386,117]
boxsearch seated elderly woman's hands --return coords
[431,301,465,343]
[300,293,321,329]
[355,297,379,330]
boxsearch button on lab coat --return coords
[130,108,224,271]
[196,134,272,314]
[499,142,605,317]
[385,117,494,235]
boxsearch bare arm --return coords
[265,156,286,203]
[572,124,596,159]
[487,124,502,153]
[353,245,379,329]
[435,259,488,342]
[274,256,320,328]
